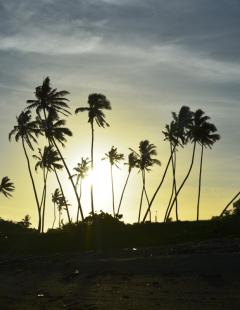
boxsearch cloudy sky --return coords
[1,0,240,227]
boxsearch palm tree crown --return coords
[33,146,63,172]
[103,146,125,167]
[134,140,161,172]
[75,93,111,127]
[9,110,41,150]
[26,77,70,118]
[125,152,138,173]
[39,112,72,146]
[0,177,15,198]
[187,109,220,147]
[72,157,91,185]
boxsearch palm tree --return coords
[33,145,65,232]
[162,121,179,221]
[26,77,70,120]
[75,93,111,214]
[131,140,160,223]
[190,112,220,220]
[116,152,138,217]
[9,110,42,231]
[142,106,193,223]
[40,112,85,221]
[103,146,124,217]
[165,109,210,221]
[71,157,91,222]
[0,177,15,198]
[51,188,61,229]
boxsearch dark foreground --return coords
[0,239,240,310]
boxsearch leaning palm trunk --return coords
[90,121,94,214]
[52,138,84,221]
[164,145,178,221]
[142,145,176,223]
[110,165,115,217]
[220,191,240,217]
[164,168,176,222]
[22,138,41,232]
[117,170,131,216]
[76,178,83,222]
[165,142,197,222]
[138,170,148,223]
[196,144,204,221]
[54,167,71,223]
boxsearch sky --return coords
[0,0,240,229]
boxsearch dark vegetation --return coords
[1,210,240,254]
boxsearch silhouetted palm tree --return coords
[116,152,138,217]
[165,109,210,221]
[103,146,124,217]
[26,77,70,119]
[75,93,111,214]
[33,145,64,232]
[131,140,160,223]
[51,188,61,229]
[72,157,91,222]
[40,112,84,221]
[187,111,220,220]
[162,121,179,221]
[0,177,15,198]
[142,106,193,223]
[9,110,42,231]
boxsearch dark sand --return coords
[0,239,240,309]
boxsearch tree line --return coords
[3,76,238,233]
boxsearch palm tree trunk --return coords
[116,170,131,216]
[142,145,176,223]
[90,121,94,214]
[172,148,178,221]
[52,138,85,221]
[164,174,175,222]
[52,202,56,229]
[197,144,204,221]
[54,167,71,223]
[110,165,115,217]
[22,138,41,232]
[165,141,197,222]
[58,208,61,228]
[220,191,240,216]
[138,170,146,223]
[164,144,177,221]
[76,178,82,222]
[41,169,48,233]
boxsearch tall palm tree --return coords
[51,188,61,229]
[131,140,160,223]
[41,112,85,221]
[0,177,15,198]
[189,112,220,221]
[162,121,179,221]
[116,152,138,217]
[71,157,91,222]
[165,109,210,221]
[33,145,64,232]
[26,77,70,120]
[75,93,111,214]
[9,110,42,231]
[103,146,124,217]
[142,106,193,223]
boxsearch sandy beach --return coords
[0,239,240,309]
